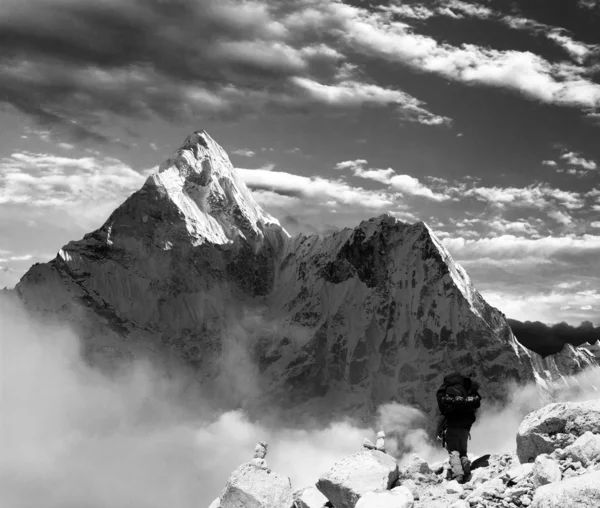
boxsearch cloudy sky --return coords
[0,0,599,325]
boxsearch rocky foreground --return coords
[209,400,600,508]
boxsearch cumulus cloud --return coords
[0,152,144,207]
[444,234,600,260]
[239,166,397,209]
[0,152,148,246]
[560,151,598,170]
[334,159,451,201]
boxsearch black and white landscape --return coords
[1,1,599,507]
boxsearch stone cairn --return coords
[363,430,386,453]
[252,441,269,469]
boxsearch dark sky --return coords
[0,0,599,324]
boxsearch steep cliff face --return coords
[13,131,599,422]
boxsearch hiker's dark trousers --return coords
[445,425,471,480]
[445,426,470,456]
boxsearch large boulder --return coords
[220,463,293,508]
[293,486,330,508]
[516,400,600,463]
[354,486,413,508]
[531,470,600,507]
[316,450,399,508]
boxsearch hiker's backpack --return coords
[436,372,481,415]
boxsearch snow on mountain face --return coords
[13,131,600,423]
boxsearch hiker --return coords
[436,372,481,484]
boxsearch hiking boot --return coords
[455,474,465,484]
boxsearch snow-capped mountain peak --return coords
[143,130,288,247]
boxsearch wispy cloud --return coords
[335,159,451,201]
[231,149,256,157]
[560,151,598,170]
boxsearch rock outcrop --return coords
[11,130,600,425]
[205,398,600,508]
[219,462,293,508]
[516,400,600,463]
[316,450,399,508]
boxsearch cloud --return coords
[484,289,600,326]
[0,152,144,207]
[232,149,256,157]
[238,167,397,209]
[542,160,557,167]
[358,2,600,110]
[488,219,539,236]
[3,0,597,141]
[0,0,450,141]
[444,234,600,260]
[560,151,598,170]
[591,221,600,228]
[290,77,450,124]
[334,159,451,201]
[546,30,598,63]
[455,183,585,210]
[0,152,146,231]
[335,159,395,184]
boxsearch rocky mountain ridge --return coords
[211,399,600,508]
[11,130,600,423]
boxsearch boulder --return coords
[517,400,600,463]
[293,486,329,508]
[449,501,470,508]
[316,450,399,508]
[532,455,561,488]
[220,463,293,508]
[562,431,600,467]
[531,470,600,507]
[208,498,220,508]
[354,487,413,508]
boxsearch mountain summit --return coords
[14,131,599,423]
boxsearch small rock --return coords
[446,480,463,495]
[293,486,329,508]
[532,455,561,488]
[521,495,532,506]
[355,487,413,508]
[504,463,534,485]
[430,461,445,475]
[400,479,419,500]
[562,431,600,467]
[405,454,432,475]
[449,500,470,508]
